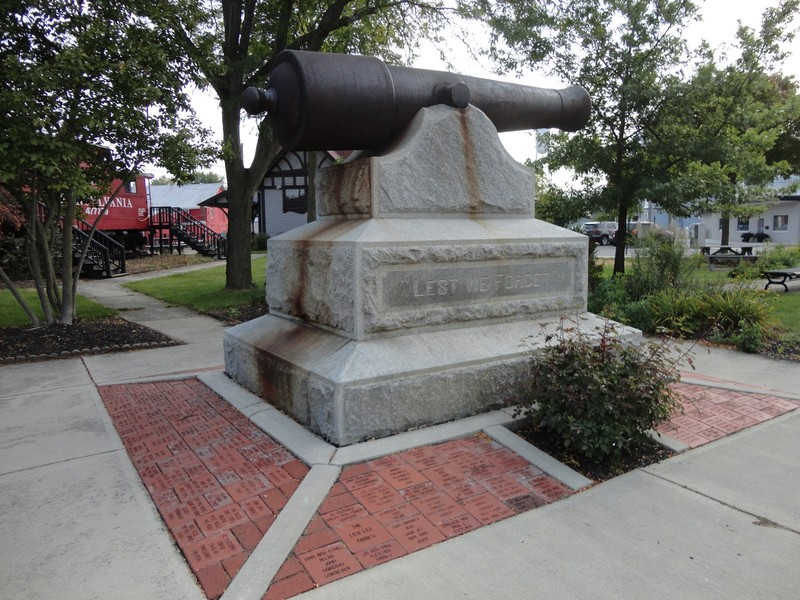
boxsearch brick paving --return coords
[262,434,573,600]
[658,382,799,448]
[99,377,799,600]
[99,379,310,599]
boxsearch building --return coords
[149,183,229,235]
[252,150,345,237]
[696,176,800,245]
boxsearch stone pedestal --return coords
[225,105,633,446]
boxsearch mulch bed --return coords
[513,424,675,482]
[0,317,178,364]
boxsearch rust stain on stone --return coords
[459,109,482,215]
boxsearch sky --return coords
[148,0,799,179]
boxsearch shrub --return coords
[588,275,627,316]
[587,241,604,293]
[631,288,706,337]
[700,288,773,339]
[625,236,695,301]
[251,232,269,251]
[518,320,687,463]
[731,245,800,280]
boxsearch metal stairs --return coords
[149,207,226,258]
[72,220,127,278]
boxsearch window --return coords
[125,180,137,194]
[773,214,789,231]
[282,188,307,214]
[737,217,749,231]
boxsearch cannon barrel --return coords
[242,50,591,151]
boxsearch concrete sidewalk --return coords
[1,273,799,600]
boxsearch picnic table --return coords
[701,243,759,269]
[701,244,754,256]
[763,266,800,292]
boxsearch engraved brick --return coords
[435,513,482,538]
[205,488,234,511]
[399,481,438,502]
[183,531,242,572]
[322,503,369,528]
[368,455,408,471]
[299,542,362,585]
[380,464,429,490]
[225,477,272,503]
[161,496,213,529]
[354,539,408,568]
[333,515,394,553]
[385,514,445,553]
[196,504,250,535]
[412,491,466,524]
[478,473,531,501]
[504,494,544,513]
[374,503,420,526]
[350,481,405,513]
[399,446,449,470]
[239,495,273,521]
[462,493,515,525]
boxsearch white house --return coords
[253,150,343,237]
[696,175,800,246]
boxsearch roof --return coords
[149,184,225,210]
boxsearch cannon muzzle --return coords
[243,50,590,151]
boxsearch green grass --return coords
[0,289,116,328]
[124,256,267,313]
[770,292,800,336]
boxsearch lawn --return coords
[124,255,267,313]
[770,292,800,336]
[0,289,116,328]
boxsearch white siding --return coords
[263,189,308,237]
[699,202,800,245]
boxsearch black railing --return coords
[149,206,226,258]
[73,220,127,278]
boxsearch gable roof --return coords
[150,183,225,210]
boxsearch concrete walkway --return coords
[1,268,799,600]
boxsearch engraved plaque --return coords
[380,260,572,309]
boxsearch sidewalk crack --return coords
[642,469,800,536]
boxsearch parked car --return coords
[611,221,673,245]
[581,221,616,246]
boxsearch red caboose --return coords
[78,174,152,250]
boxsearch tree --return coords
[487,0,698,274]
[0,0,213,325]
[649,3,800,245]
[152,170,226,185]
[145,0,488,290]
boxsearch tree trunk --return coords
[60,190,76,324]
[613,205,629,275]
[720,215,731,247]
[225,177,254,289]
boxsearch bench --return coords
[707,254,758,268]
[763,267,800,292]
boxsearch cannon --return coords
[242,50,591,151]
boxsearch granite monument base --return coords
[224,312,640,446]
